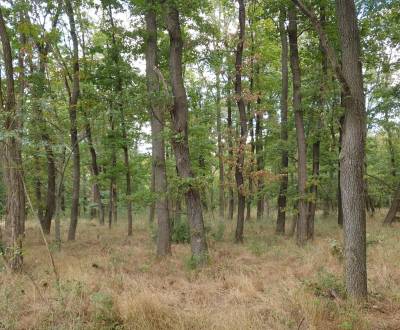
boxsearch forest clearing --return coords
[1,212,400,330]
[0,0,400,329]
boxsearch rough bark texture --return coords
[166,5,208,262]
[234,0,248,243]
[0,7,26,271]
[288,7,308,245]
[65,0,81,241]
[336,0,368,300]
[146,6,171,256]
[276,7,289,234]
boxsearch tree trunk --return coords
[255,100,264,221]
[276,7,289,234]
[108,5,132,235]
[338,113,344,226]
[80,19,104,226]
[336,0,368,300]
[288,6,308,245]
[146,5,171,255]
[216,71,225,218]
[234,0,248,243]
[166,5,207,263]
[0,8,25,271]
[384,184,400,225]
[227,75,235,221]
[65,0,81,241]
[307,5,326,239]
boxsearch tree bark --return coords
[146,5,171,255]
[336,0,368,300]
[234,0,248,243]
[65,0,81,241]
[276,7,289,234]
[166,5,208,262]
[0,7,25,271]
[288,6,308,245]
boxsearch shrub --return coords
[171,217,190,244]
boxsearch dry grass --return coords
[1,210,400,330]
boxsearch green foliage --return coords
[305,269,346,300]
[171,217,191,244]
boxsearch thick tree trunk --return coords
[146,6,171,254]
[65,0,81,241]
[234,0,248,243]
[166,5,207,262]
[336,0,368,300]
[0,8,25,271]
[276,7,289,234]
[288,7,308,245]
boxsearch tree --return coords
[291,0,368,300]
[288,6,308,245]
[65,0,81,241]
[146,2,171,256]
[234,0,247,243]
[166,3,208,263]
[0,7,26,271]
[276,7,289,235]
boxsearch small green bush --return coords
[171,217,190,244]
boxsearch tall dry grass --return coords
[0,210,399,329]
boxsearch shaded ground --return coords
[1,210,399,329]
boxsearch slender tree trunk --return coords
[255,95,264,221]
[338,113,344,226]
[234,0,248,243]
[216,71,225,218]
[307,5,327,239]
[166,5,208,262]
[108,5,132,234]
[336,0,368,300]
[0,8,25,271]
[276,7,289,234]
[288,6,308,245]
[227,75,235,221]
[65,0,81,241]
[80,21,105,226]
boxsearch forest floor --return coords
[1,210,400,330]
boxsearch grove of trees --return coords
[0,0,399,304]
